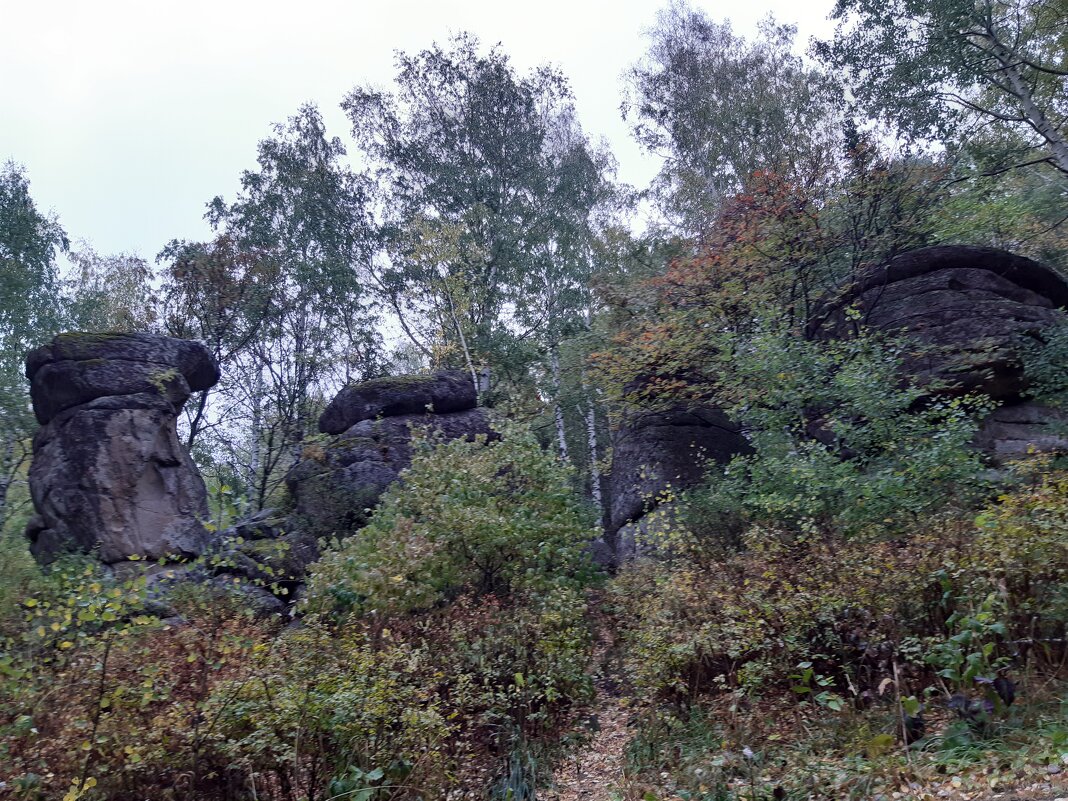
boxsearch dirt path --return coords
[544,608,633,801]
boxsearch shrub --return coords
[609,527,950,701]
[305,423,597,617]
[685,324,991,542]
[297,423,599,793]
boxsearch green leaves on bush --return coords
[306,423,598,617]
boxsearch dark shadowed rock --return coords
[807,246,1068,400]
[975,401,1068,463]
[607,404,750,543]
[25,333,220,564]
[140,564,288,618]
[26,332,220,424]
[318,370,476,435]
[290,407,496,535]
[207,509,320,595]
[808,246,1068,462]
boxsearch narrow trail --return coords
[545,605,633,801]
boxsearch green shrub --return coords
[686,324,990,542]
[208,621,450,798]
[296,423,598,792]
[305,423,597,617]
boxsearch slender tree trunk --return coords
[986,36,1068,176]
[582,368,604,528]
[445,285,479,396]
[249,366,264,506]
[550,347,570,461]
[184,387,211,450]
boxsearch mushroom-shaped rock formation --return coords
[606,403,751,557]
[24,332,220,564]
[289,373,493,536]
[807,246,1068,400]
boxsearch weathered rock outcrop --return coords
[975,401,1068,462]
[606,404,750,554]
[318,370,477,435]
[25,332,220,564]
[808,245,1068,461]
[289,374,492,536]
[807,246,1068,400]
[206,509,320,600]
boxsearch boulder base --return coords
[607,404,750,545]
[289,407,496,536]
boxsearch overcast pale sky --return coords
[1,0,835,260]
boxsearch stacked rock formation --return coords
[287,371,495,536]
[604,245,1068,564]
[807,245,1068,461]
[24,332,220,564]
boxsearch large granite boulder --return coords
[807,246,1068,461]
[807,246,1068,400]
[606,403,750,547]
[25,332,220,564]
[290,374,494,536]
[318,370,476,435]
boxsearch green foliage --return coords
[625,3,844,232]
[1023,318,1068,405]
[344,32,614,395]
[296,424,597,792]
[209,621,449,797]
[686,325,989,541]
[0,161,68,524]
[65,245,156,333]
[0,526,41,638]
[818,0,1068,178]
[609,529,945,701]
[306,424,597,616]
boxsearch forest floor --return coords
[543,601,632,801]
[541,602,1068,801]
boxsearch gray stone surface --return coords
[289,407,496,536]
[26,331,220,424]
[808,245,1068,461]
[318,370,477,435]
[607,404,750,541]
[975,401,1068,463]
[25,333,219,564]
[807,246,1068,400]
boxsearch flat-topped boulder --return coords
[807,246,1068,400]
[25,332,220,564]
[26,331,220,424]
[318,370,476,434]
